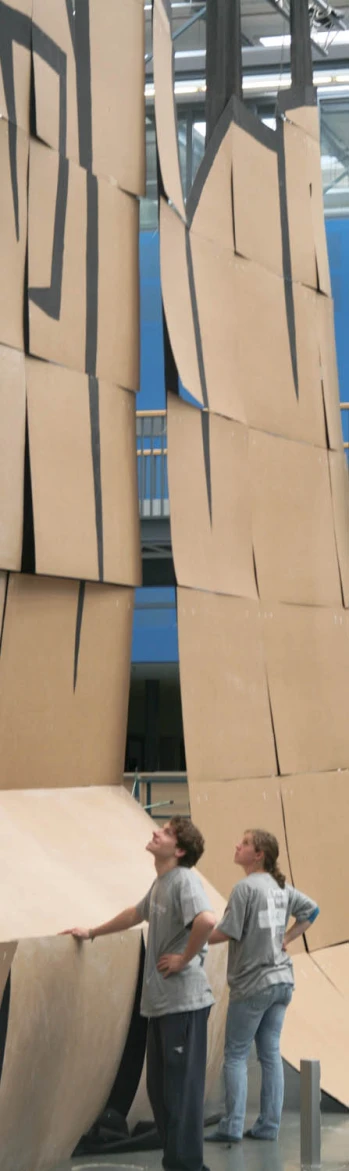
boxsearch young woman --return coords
[207,828,319,1144]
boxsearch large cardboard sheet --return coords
[0,932,141,1171]
[160,198,203,405]
[153,0,185,219]
[89,0,145,195]
[190,777,290,902]
[96,177,139,389]
[190,126,234,251]
[27,361,141,585]
[0,120,28,352]
[317,294,343,451]
[281,771,349,951]
[281,952,349,1106]
[32,0,79,161]
[0,2,32,133]
[231,124,283,276]
[190,231,246,422]
[329,451,349,607]
[178,588,277,785]
[313,943,349,998]
[167,395,256,598]
[264,604,349,776]
[284,121,331,296]
[233,259,326,448]
[283,103,320,141]
[0,346,26,571]
[28,139,87,374]
[0,575,133,790]
[249,429,341,606]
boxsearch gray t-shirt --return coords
[136,867,215,1018]
[219,872,319,1001]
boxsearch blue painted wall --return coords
[133,223,349,665]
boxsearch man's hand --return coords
[157,953,185,978]
[59,927,90,939]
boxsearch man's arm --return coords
[282,918,311,949]
[61,906,142,941]
[157,910,216,977]
[208,927,230,945]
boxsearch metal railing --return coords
[137,410,169,519]
[136,405,349,520]
[124,772,189,818]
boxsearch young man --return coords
[64,817,216,1171]
[206,829,319,1144]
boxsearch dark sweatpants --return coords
[146,1008,209,1171]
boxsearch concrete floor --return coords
[56,1112,349,1171]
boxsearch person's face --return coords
[234,831,263,869]
[146,821,184,863]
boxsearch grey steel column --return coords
[300,1059,321,1168]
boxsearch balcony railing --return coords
[136,404,349,520]
[137,410,169,519]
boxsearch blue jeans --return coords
[217,984,293,1140]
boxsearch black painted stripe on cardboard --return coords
[21,409,36,574]
[28,153,69,320]
[187,94,277,227]
[0,3,31,238]
[0,972,11,1085]
[65,0,75,51]
[73,580,85,692]
[88,375,104,582]
[185,229,212,521]
[277,120,299,398]
[278,84,317,117]
[289,0,313,91]
[32,23,67,157]
[201,408,212,526]
[0,574,9,658]
[85,170,99,376]
[74,0,93,171]
[206,0,242,144]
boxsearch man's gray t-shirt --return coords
[136,867,215,1018]
[219,872,318,1001]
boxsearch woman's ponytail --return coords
[249,829,286,889]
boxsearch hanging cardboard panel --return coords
[96,178,139,389]
[28,139,87,374]
[89,0,145,195]
[250,429,341,606]
[26,360,141,584]
[190,125,235,251]
[178,588,277,785]
[32,0,79,161]
[329,451,349,607]
[0,120,28,352]
[0,346,26,571]
[191,777,290,902]
[0,785,160,938]
[190,231,246,422]
[235,260,326,448]
[317,294,343,451]
[0,1,32,133]
[283,120,316,287]
[0,931,141,1171]
[313,944,349,998]
[281,952,349,1106]
[307,132,331,297]
[281,771,349,951]
[282,104,320,141]
[0,575,133,789]
[160,198,203,405]
[264,603,349,776]
[167,394,256,598]
[153,0,186,219]
[283,120,317,289]
[231,124,283,276]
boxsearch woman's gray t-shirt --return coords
[136,867,215,1018]
[218,872,319,1001]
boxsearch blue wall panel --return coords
[132,588,179,663]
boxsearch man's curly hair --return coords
[170,816,205,868]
